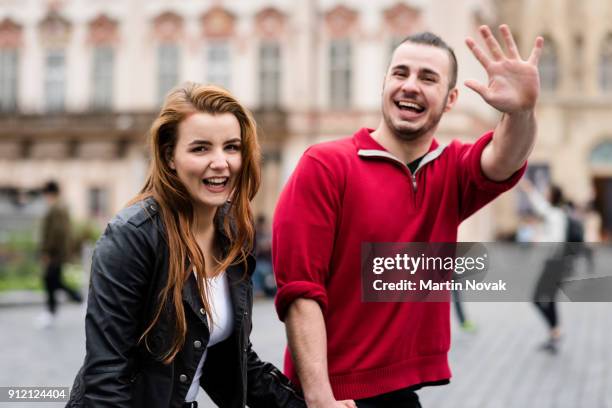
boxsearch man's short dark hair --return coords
[395,32,458,89]
[42,181,60,195]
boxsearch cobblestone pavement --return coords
[1,300,611,407]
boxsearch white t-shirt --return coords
[185,272,234,402]
[525,189,567,242]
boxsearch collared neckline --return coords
[354,127,440,155]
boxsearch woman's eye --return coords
[191,146,207,152]
[226,144,240,151]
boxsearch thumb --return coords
[464,79,487,99]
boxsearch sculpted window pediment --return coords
[201,7,235,39]
[88,14,119,46]
[383,3,422,36]
[153,11,184,43]
[0,18,22,48]
[39,11,71,46]
[255,7,286,39]
[324,5,358,39]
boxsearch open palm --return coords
[465,25,544,113]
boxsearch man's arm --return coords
[482,110,536,181]
[272,151,355,407]
[464,25,543,181]
[285,299,355,408]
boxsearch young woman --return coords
[67,83,305,408]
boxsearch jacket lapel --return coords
[226,261,248,334]
[182,272,209,328]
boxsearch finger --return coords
[466,37,491,69]
[340,401,357,408]
[479,25,504,60]
[464,79,488,99]
[499,24,520,59]
[528,36,545,65]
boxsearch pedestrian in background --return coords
[38,180,82,328]
[519,180,566,353]
[254,214,275,298]
[520,180,595,354]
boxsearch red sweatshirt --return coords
[272,128,525,400]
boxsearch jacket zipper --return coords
[410,172,418,191]
[358,145,446,194]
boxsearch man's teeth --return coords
[397,101,424,111]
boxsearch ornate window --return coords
[590,140,612,165]
[0,48,18,112]
[206,41,231,90]
[91,46,114,110]
[329,39,352,109]
[599,33,612,92]
[0,19,21,112]
[324,6,357,109]
[255,7,285,109]
[89,15,118,110]
[157,44,179,104]
[259,42,281,109]
[153,12,183,105]
[45,49,65,112]
[88,186,109,219]
[539,35,559,92]
[39,12,71,112]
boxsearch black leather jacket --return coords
[67,198,305,408]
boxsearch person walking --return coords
[520,180,566,353]
[520,180,593,354]
[38,180,82,328]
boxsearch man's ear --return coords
[444,87,459,112]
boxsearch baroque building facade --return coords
[1,0,610,239]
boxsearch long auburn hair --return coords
[132,83,261,364]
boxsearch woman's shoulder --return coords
[94,197,163,262]
[111,197,160,229]
[99,197,163,248]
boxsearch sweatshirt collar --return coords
[354,127,440,155]
[354,128,443,171]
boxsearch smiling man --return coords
[273,26,543,408]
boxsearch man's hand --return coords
[465,25,543,113]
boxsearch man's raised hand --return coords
[465,25,544,113]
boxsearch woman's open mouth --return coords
[202,177,229,192]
